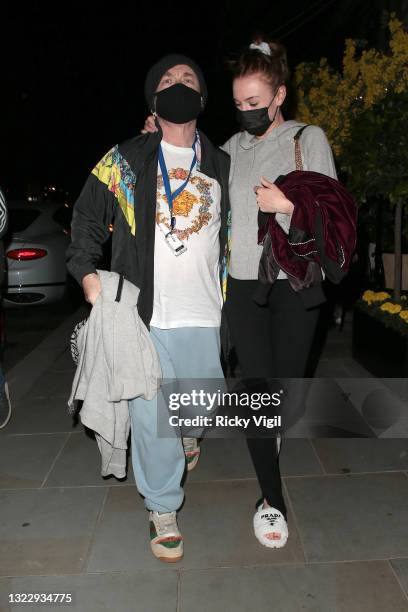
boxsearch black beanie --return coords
[144,54,208,111]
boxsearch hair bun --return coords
[252,37,287,63]
[229,35,290,86]
[250,37,289,82]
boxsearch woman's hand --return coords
[141,115,158,134]
[254,177,294,215]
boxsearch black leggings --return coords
[225,276,320,519]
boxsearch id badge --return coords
[158,222,187,256]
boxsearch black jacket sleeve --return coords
[66,152,116,285]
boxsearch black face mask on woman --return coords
[154,83,203,124]
[236,89,279,136]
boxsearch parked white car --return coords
[4,201,72,306]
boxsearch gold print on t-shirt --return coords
[156,168,213,240]
[172,191,198,217]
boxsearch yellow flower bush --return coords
[380,302,403,314]
[295,16,408,155]
[399,310,408,322]
[360,290,408,331]
[362,290,391,304]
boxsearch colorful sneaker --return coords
[253,502,289,549]
[0,382,12,429]
[183,437,201,471]
[149,511,183,563]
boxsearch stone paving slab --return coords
[0,571,178,612]
[5,306,87,405]
[391,559,408,599]
[2,398,76,436]
[179,561,408,612]
[187,437,323,483]
[285,472,408,562]
[0,434,68,489]
[44,431,135,488]
[0,487,107,576]
[312,438,408,474]
[27,370,74,400]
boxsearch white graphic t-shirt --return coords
[150,138,223,329]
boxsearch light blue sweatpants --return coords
[128,326,224,513]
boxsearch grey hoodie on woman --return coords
[221,120,337,281]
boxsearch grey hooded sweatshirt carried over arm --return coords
[221,120,337,281]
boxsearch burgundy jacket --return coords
[255,170,357,309]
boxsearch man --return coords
[67,54,230,562]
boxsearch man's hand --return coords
[254,177,294,215]
[82,273,102,306]
[141,115,159,134]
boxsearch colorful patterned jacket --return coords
[66,129,231,328]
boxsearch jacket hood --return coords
[238,120,307,150]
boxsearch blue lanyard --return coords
[158,134,198,230]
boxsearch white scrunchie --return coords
[249,42,271,56]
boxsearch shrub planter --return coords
[352,306,408,377]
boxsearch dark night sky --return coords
[2,1,402,200]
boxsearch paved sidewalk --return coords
[0,311,408,611]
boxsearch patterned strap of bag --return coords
[70,318,88,364]
[293,125,310,171]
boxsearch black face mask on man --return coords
[236,88,280,136]
[154,83,203,124]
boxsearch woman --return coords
[221,39,336,549]
[143,38,337,549]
